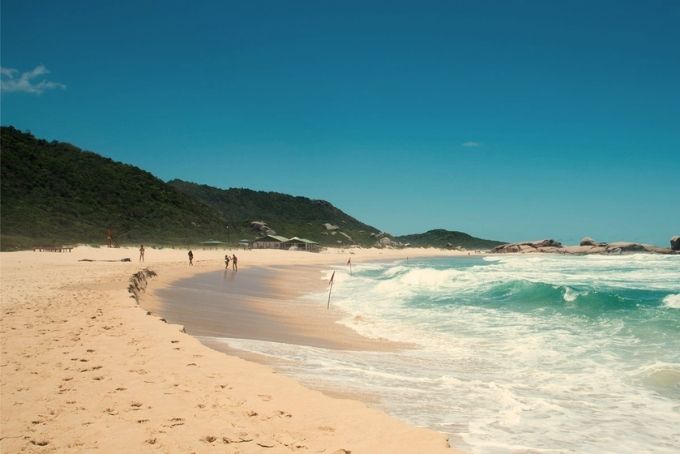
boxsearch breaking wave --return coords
[231,254,680,453]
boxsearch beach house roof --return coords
[254,235,289,243]
[284,237,318,244]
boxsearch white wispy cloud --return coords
[462,141,481,148]
[1,65,66,94]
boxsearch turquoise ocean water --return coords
[211,254,680,453]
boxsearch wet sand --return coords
[145,265,403,351]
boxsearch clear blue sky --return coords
[2,1,679,245]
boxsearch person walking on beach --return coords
[232,254,238,271]
[188,250,194,266]
[139,244,145,262]
[224,254,230,269]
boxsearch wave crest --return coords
[663,294,680,309]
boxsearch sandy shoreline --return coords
[146,265,405,351]
[1,246,465,453]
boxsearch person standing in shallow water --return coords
[224,254,230,269]
[232,254,238,271]
[188,250,194,266]
[139,244,145,262]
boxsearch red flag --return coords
[329,270,335,286]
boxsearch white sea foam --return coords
[663,293,680,309]
[562,286,579,302]
[223,254,680,453]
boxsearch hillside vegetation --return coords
[0,126,504,251]
[395,229,505,250]
[1,127,229,249]
[0,127,380,249]
[169,180,380,246]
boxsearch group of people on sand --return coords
[224,253,238,271]
[139,245,237,271]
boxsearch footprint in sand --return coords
[222,435,253,444]
[164,417,184,428]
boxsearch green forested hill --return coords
[0,127,380,249]
[0,126,503,250]
[0,126,227,249]
[395,229,505,249]
[168,179,380,245]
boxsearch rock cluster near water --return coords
[672,236,680,251]
[491,237,679,255]
[491,239,564,254]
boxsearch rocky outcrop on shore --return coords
[671,236,680,251]
[492,238,678,255]
[491,239,564,254]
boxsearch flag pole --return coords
[327,270,335,309]
[327,281,334,309]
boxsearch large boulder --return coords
[605,242,649,253]
[491,240,563,253]
[250,221,276,235]
[377,237,394,247]
[528,239,563,248]
[338,232,353,241]
[580,237,596,246]
[671,236,680,251]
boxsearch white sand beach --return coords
[1,246,465,453]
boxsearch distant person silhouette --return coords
[139,244,145,262]
[224,254,230,269]
[188,250,194,266]
[232,254,238,271]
